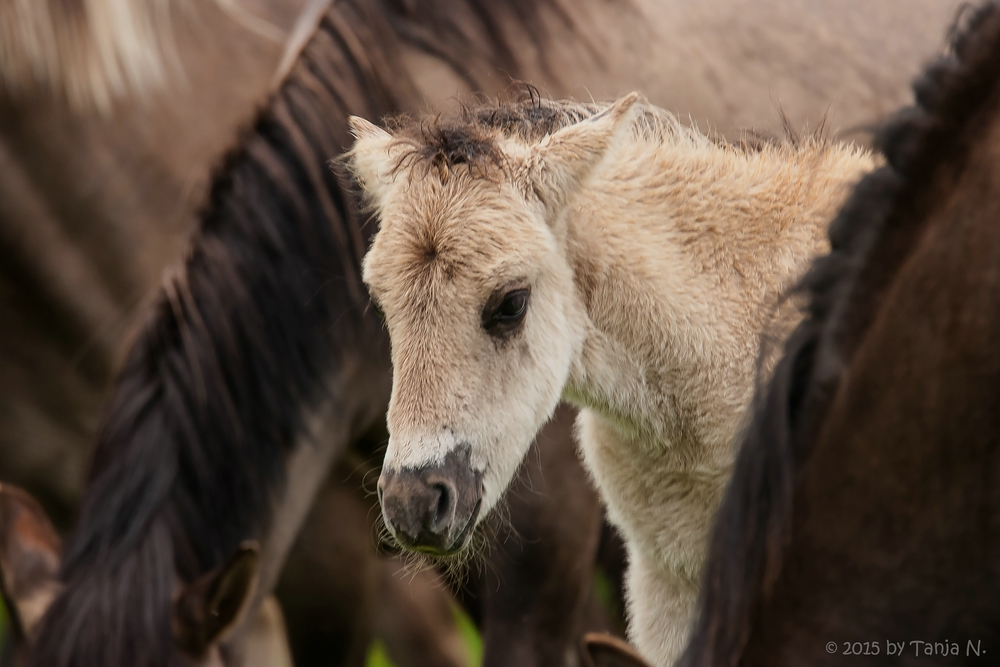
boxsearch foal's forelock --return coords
[372,93,721,203]
[379,95,605,178]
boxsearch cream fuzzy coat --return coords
[349,94,874,665]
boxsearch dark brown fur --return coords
[681,3,1000,665]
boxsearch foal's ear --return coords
[172,541,260,656]
[529,92,643,214]
[347,116,398,210]
[580,633,653,667]
[0,484,63,641]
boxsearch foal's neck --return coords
[561,133,873,452]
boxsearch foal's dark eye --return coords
[482,287,530,336]
[370,299,385,322]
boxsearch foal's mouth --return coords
[406,497,483,557]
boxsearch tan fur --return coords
[0,0,294,112]
[211,596,293,667]
[197,596,294,667]
[350,93,874,666]
[0,0,180,111]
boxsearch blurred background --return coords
[0,1,968,665]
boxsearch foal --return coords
[348,93,873,665]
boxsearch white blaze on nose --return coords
[383,428,465,472]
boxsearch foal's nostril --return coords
[378,446,483,553]
[430,482,455,531]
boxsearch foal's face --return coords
[361,175,580,554]
[349,94,639,554]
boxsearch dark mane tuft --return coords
[390,113,509,181]
[469,85,599,140]
[680,3,1000,666]
[387,85,602,180]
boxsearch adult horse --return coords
[0,0,964,665]
[682,3,1000,665]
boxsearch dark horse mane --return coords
[26,0,578,664]
[680,3,1000,666]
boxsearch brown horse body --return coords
[682,4,1000,665]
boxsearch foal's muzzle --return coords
[378,445,484,554]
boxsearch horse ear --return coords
[172,541,260,656]
[530,92,643,215]
[580,633,653,667]
[0,484,63,641]
[347,116,398,210]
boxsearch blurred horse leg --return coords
[377,560,467,667]
[275,454,382,667]
[277,441,466,667]
[455,405,619,667]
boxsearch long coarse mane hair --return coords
[26,4,395,664]
[679,3,1000,666]
[25,0,595,664]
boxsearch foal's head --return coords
[348,93,642,554]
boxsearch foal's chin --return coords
[391,499,482,558]
[402,534,475,558]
